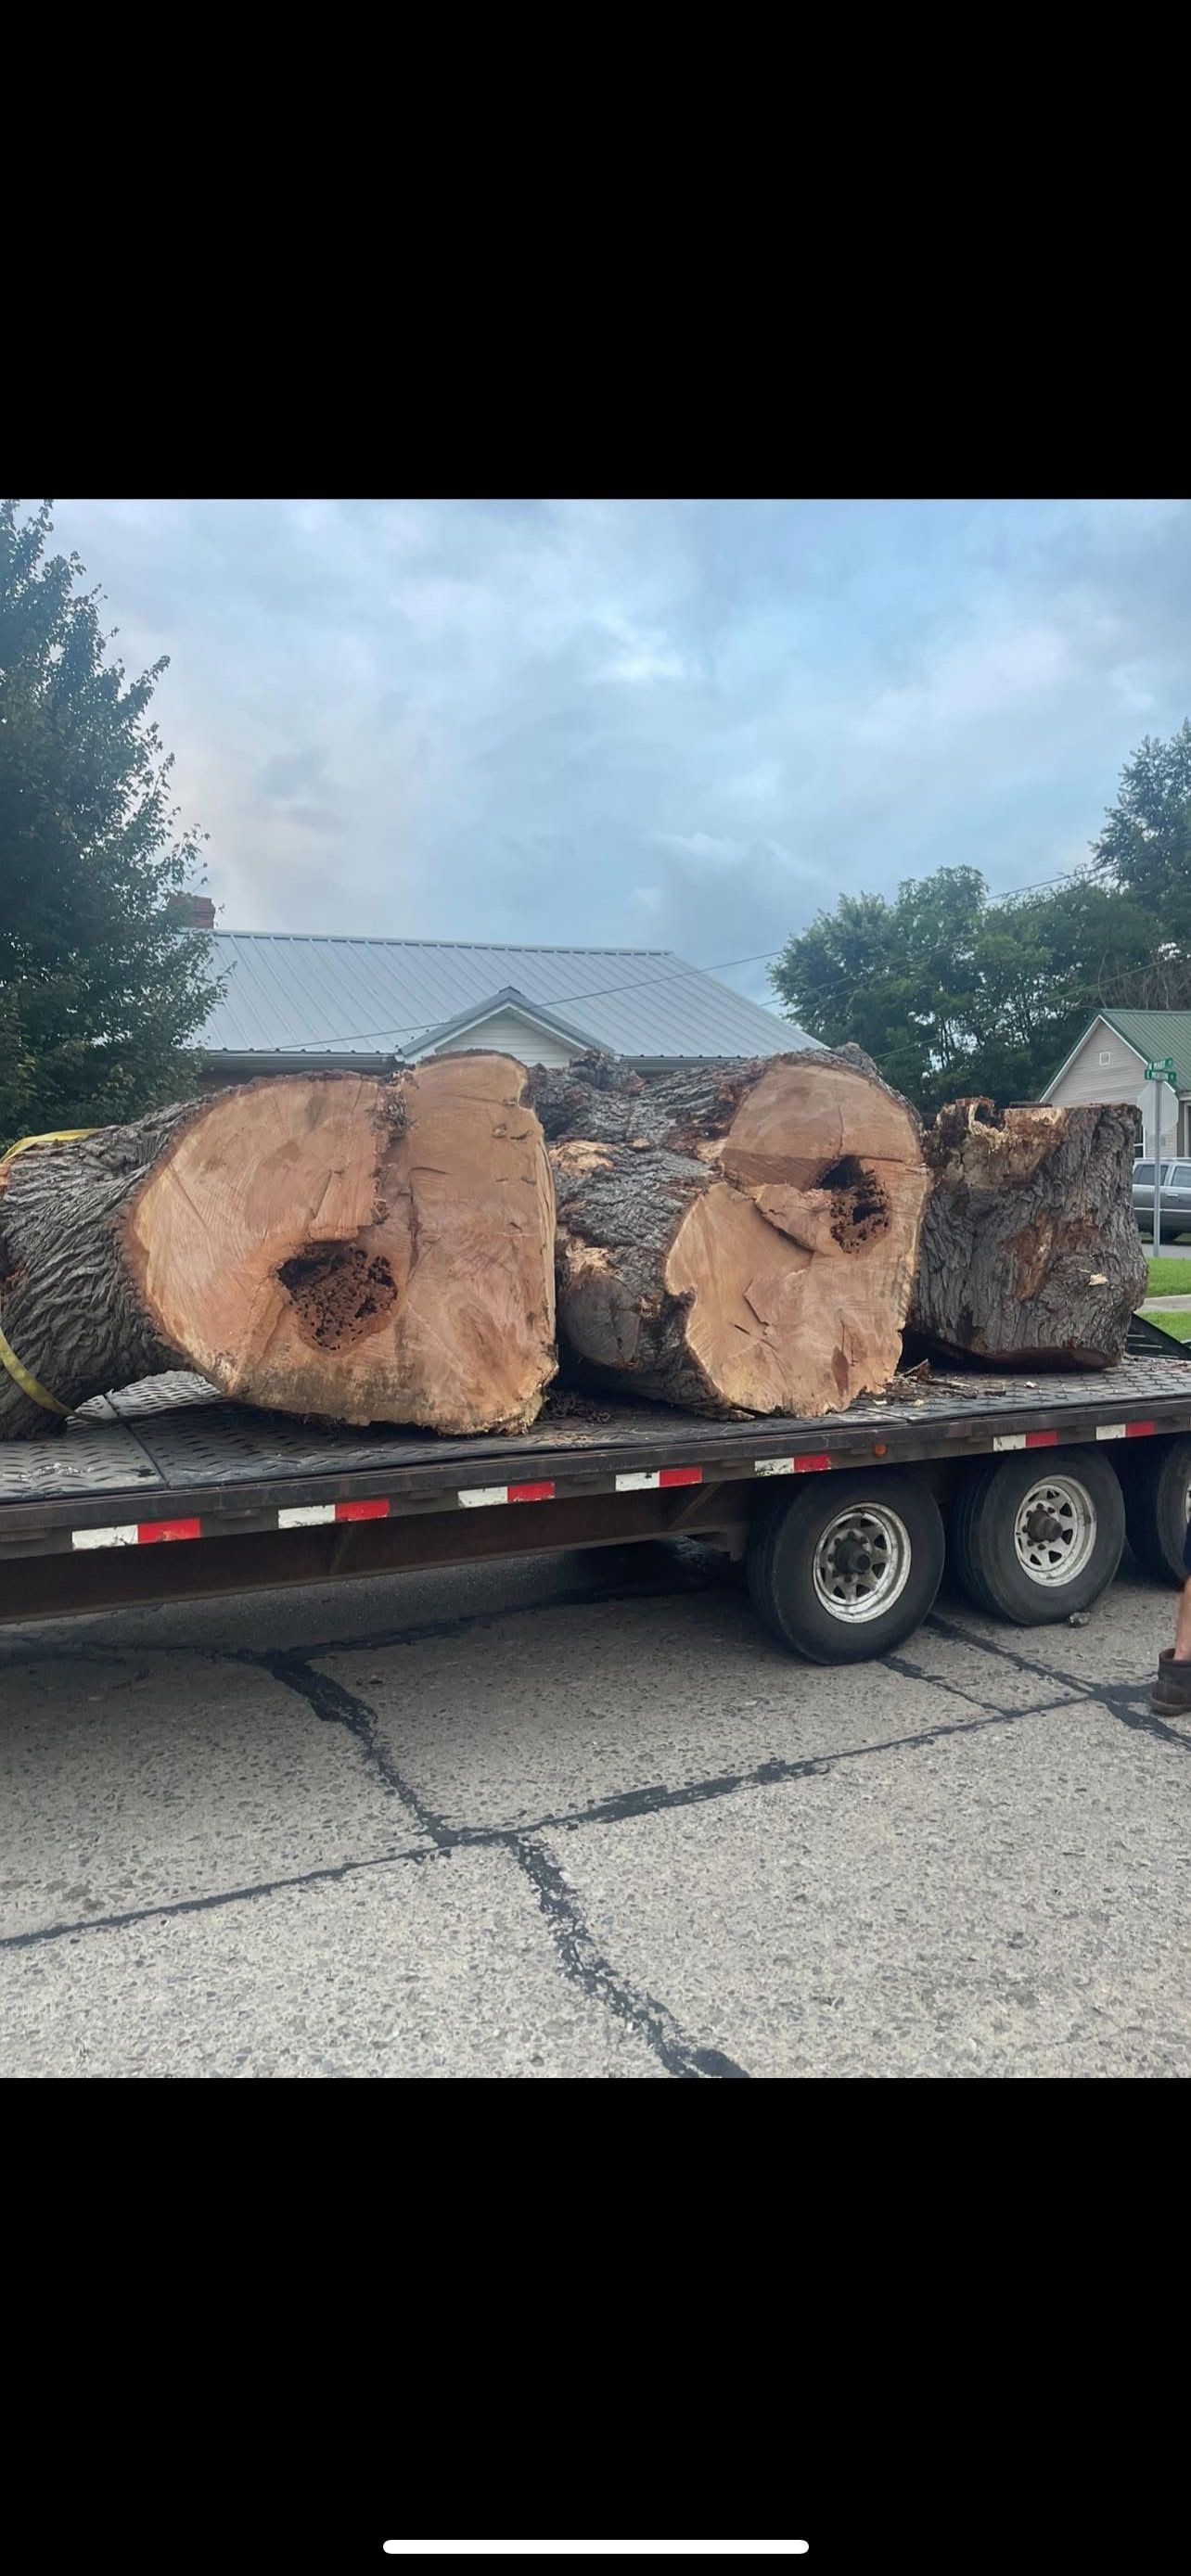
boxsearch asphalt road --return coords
[2,1540,1189,2078]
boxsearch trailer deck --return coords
[1,1347,1188,1545]
[2,1323,1186,1632]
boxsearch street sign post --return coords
[1145,1064,1176,1253]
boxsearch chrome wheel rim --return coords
[1012,1474,1096,1586]
[812,1504,913,1623]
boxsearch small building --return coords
[1040,1010,1191,1156]
[191,927,810,1084]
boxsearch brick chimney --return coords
[167,893,216,929]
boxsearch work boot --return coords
[1151,1648,1191,1713]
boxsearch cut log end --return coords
[128,1059,557,1432]
[537,1050,928,1419]
[0,1059,557,1437]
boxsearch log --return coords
[0,1058,557,1437]
[908,1098,1147,1369]
[527,1050,928,1418]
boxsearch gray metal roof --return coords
[197,933,812,1064]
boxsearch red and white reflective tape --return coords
[277,1498,391,1528]
[57,1417,1171,1552]
[614,1465,703,1492]
[72,1498,394,1551]
[753,1453,831,1476]
[71,1516,202,1551]
[995,1422,1157,1452]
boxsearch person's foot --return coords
[1151,1647,1191,1712]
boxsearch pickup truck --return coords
[1133,1159,1191,1233]
[2,1317,1189,1663]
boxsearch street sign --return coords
[1146,1058,1177,1081]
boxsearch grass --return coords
[1140,1306,1191,1341]
[1146,1256,1191,1297]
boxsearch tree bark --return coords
[908,1098,1147,1369]
[527,1050,928,1418]
[0,1058,556,1436]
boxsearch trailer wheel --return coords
[950,1446,1124,1624]
[747,1471,945,1663]
[1121,1436,1191,1587]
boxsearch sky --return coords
[43,496,1191,1009]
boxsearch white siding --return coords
[1047,1023,1146,1107]
[1047,1021,1179,1151]
[424,1010,575,1069]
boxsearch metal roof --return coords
[1043,1008,1191,1099]
[1098,1010,1191,1094]
[196,933,812,1064]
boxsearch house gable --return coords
[1042,1015,1147,1107]
[428,1007,572,1068]
[1042,1012,1189,1152]
[404,988,602,1071]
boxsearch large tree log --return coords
[0,1058,556,1437]
[527,1050,928,1418]
[908,1098,1146,1369]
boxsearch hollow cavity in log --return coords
[275,1243,398,1353]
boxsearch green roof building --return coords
[1041,1010,1191,1157]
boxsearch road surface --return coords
[2,1541,1188,2077]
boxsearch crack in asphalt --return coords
[253,1652,750,2079]
[924,1611,1191,1752]
[250,1649,453,1844]
[509,1834,749,2080]
[0,1839,437,1952]
[0,1657,1093,1953]
[1,1584,1177,2081]
[0,1559,724,1677]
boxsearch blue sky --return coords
[46,497,1191,1007]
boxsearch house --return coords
[1040,1010,1191,1156]
[188,921,811,1083]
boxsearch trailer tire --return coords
[747,1471,945,1663]
[1121,1436,1191,1587]
[950,1445,1124,1624]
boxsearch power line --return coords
[989,866,1090,897]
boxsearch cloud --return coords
[594,611,688,686]
[36,495,1191,966]
[252,745,346,837]
[649,830,744,864]
[852,622,1072,749]
[256,748,328,799]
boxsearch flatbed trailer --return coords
[4,1316,1191,1659]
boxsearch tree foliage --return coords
[1089,720,1191,995]
[0,499,223,1144]
[773,727,1191,1115]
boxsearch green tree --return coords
[1089,720,1191,995]
[772,863,1157,1116]
[0,499,223,1144]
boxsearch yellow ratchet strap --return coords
[0,1129,97,1415]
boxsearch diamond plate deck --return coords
[3,1351,1185,1510]
[98,1372,221,1420]
[0,1407,162,1502]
